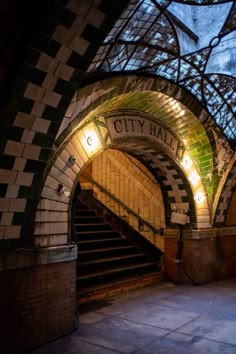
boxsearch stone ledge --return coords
[164,227,236,239]
[0,243,77,271]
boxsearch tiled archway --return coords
[34,109,211,247]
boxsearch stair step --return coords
[77,262,158,286]
[75,223,112,232]
[79,253,145,266]
[78,245,138,261]
[72,196,162,304]
[74,210,96,217]
[74,216,104,223]
[78,237,129,251]
[78,253,147,273]
[77,271,165,304]
[75,203,88,210]
[76,230,121,241]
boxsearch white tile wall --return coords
[92,149,165,251]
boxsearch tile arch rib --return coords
[34,112,212,247]
[214,158,236,226]
[105,135,209,230]
[59,75,222,146]
[59,75,234,206]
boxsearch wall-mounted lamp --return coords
[182,157,192,170]
[57,183,70,197]
[194,191,204,203]
[87,136,93,146]
[69,155,76,165]
[188,171,200,186]
[80,126,100,154]
[57,183,64,195]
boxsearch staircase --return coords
[73,197,164,304]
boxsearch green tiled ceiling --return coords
[78,90,216,203]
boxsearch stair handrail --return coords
[81,172,162,235]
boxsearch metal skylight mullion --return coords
[107,1,142,42]
[121,1,164,71]
[178,51,209,85]
[96,1,144,70]
[132,53,174,72]
[106,44,130,71]
[180,76,203,102]
[221,115,235,131]
[121,0,180,71]
[150,0,170,9]
[173,1,232,5]
[210,75,236,105]
[115,39,177,56]
[115,1,150,42]
[161,10,181,55]
[219,1,235,35]
[205,74,236,118]
[176,54,182,84]
[202,78,236,140]
[221,3,236,36]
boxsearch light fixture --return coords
[57,183,64,195]
[188,171,200,186]
[69,155,76,165]
[82,128,99,151]
[194,191,204,203]
[57,183,70,197]
[182,157,192,170]
[87,136,93,146]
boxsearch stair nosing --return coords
[76,230,119,235]
[74,223,111,226]
[77,262,157,280]
[78,253,145,266]
[77,271,164,297]
[78,245,137,254]
[78,237,125,244]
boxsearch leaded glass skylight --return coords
[87,0,236,144]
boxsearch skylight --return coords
[87,0,236,143]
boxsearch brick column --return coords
[164,228,236,285]
[0,244,77,354]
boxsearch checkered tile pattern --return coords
[214,162,236,225]
[0,0,129,244]
[121,142,197,227]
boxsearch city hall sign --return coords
[107,115,182,157]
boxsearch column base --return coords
[164,228,236,284]
[0,244,77,354]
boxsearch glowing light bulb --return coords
[182,157,192,169]
[188,171,200,186]
[87,136,93,146]
[194,191,204,203]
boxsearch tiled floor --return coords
[29,277,236,353]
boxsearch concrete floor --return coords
[29,277,236,354]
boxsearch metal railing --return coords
[81,172,162,234]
